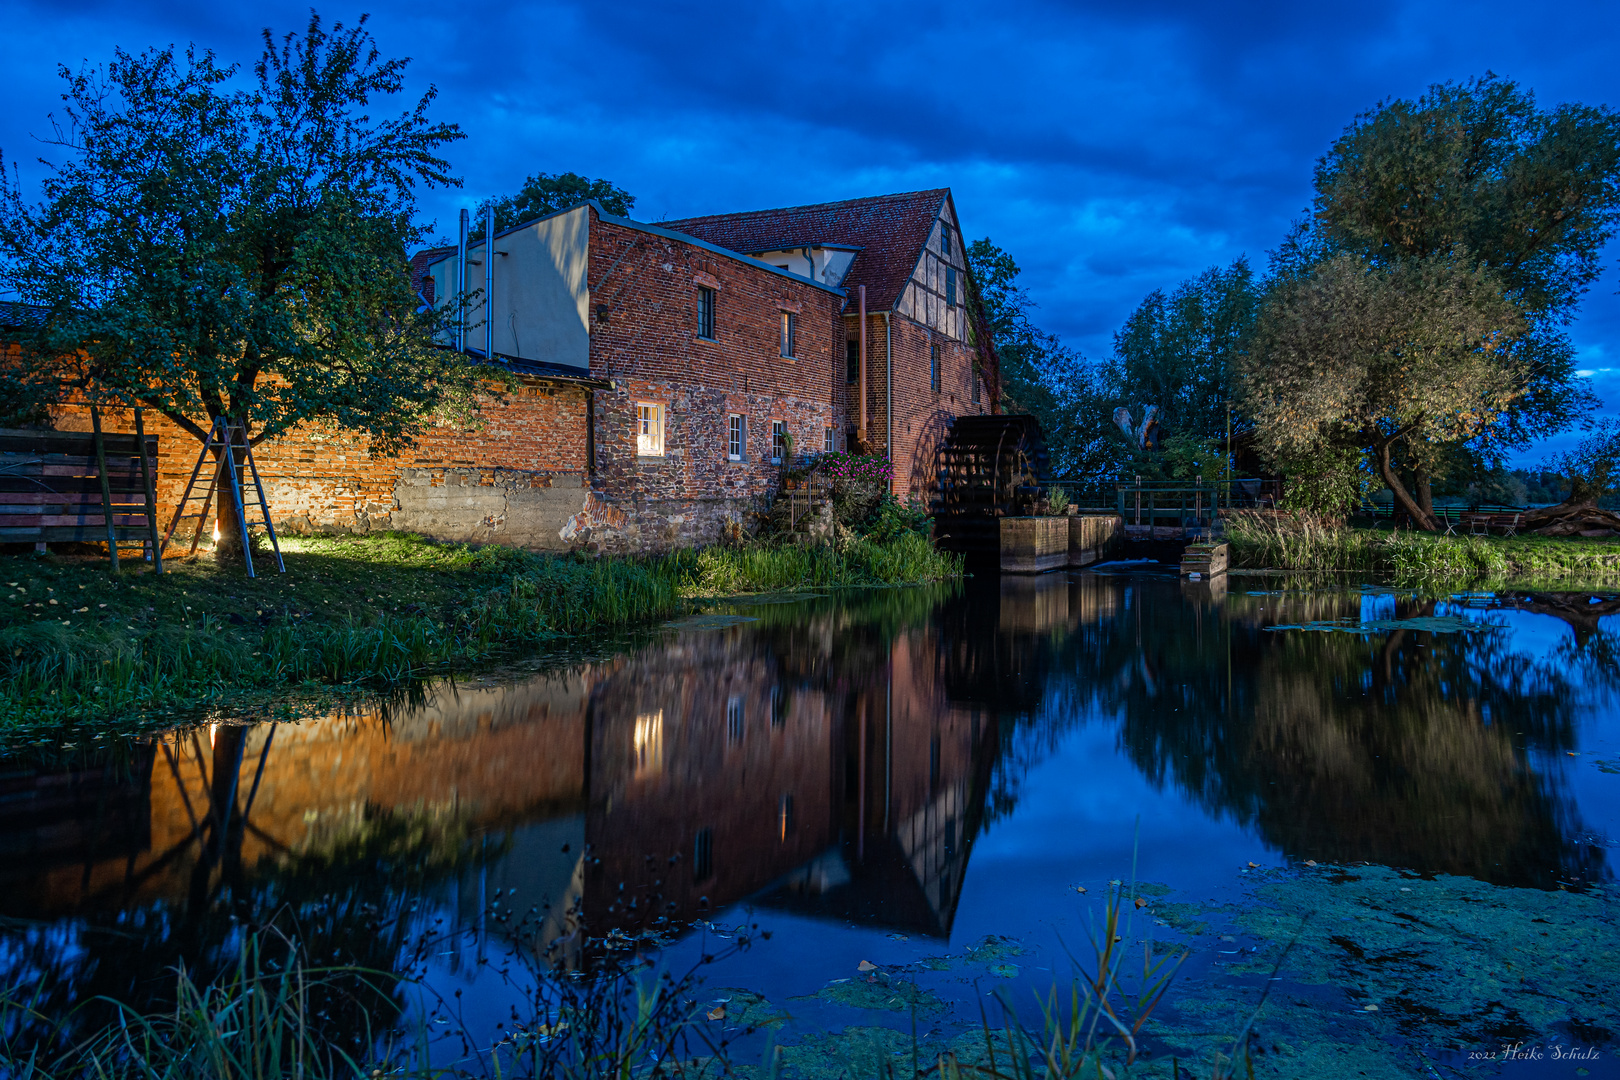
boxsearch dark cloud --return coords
[2,0,1617,463]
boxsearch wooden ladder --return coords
[162,418,286,576]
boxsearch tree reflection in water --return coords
[2,572,1613,1054]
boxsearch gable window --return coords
[940,223,952,259]
[824,426,834,453]
[636,403,665,456]
[697,287,716,339]
[771,420,788,464]
[930,344,941,392]
[780,311,797,358]
[846,338,860,384]
[946,266,957,307]
[727,413,746,461]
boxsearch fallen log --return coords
[1516,499,1620,537]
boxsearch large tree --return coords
[967,238,1111,476]
[0,14,494,556]
[471,171,636,238]
[1295,74,1620,512]
[1241,253,1527,529]
[1109,258,1261,444]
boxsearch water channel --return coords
[4,567,1619,1077]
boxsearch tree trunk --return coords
[210,444,248,564]
[1375,440,1438,531]
[1415,465,1434,518]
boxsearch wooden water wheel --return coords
[930,415,1049,555]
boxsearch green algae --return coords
[1266,615,1487,634]
[988,963,1020,978]
[1151,902,1213,937]
[962,934,1026,964]
[1146,864,1620,1077]
[795,973,948,1016]
[709,987,790,1030]
[663,614,759,630]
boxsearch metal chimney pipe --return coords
[857,284,867,442]
[456,209,468,352]
[484,205,495,359]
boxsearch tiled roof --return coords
[0,301,48,330]
[661,189,949,311]
[409,245,456,303]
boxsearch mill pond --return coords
[4,566,1618,1078]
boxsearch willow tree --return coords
[1290,74,1620,511]
[0,13,497,556]
[1240,253,1526,530]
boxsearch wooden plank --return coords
[0,433,145,455]
[0,526,157,542]
[0,478,150,496]
[2,512,152,527]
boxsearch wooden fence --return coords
[0,423,162,561]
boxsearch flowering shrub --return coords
[795,451,894,487]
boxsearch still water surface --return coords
[5,568,1619,1075]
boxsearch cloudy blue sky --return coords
[4,0,1618,464]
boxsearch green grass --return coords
[0,531,961,738]
[1224,512,1620,582]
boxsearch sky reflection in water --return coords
[3,570,1618,1064]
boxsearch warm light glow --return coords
[209,723,217,748]
[213,527,220,543]
[633,711,663,777]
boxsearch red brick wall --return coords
[586,213,843,509]
[49,381,591,543]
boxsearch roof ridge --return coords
[661,188,948,226]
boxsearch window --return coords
[930,344,941,392]
[824,426,834,453]
[780,311,796,358]
[696,287,716,339]
[940,223,952,259]
[636,403,665,456]
[971,369,981,405]
[946,266,957,307]
[771,420,787,464]
[846,338,860,384]
[727,414,746,461]
[693,827,713,881]
[727,696,745,743]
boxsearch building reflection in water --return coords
[3,571,1614,1005]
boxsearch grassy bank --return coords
[0,531,959,736]
[1225,512,1620,582]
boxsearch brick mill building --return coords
[13,189,998,553]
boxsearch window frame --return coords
[946,266,957,307]
[696,286,717,340]
[780,311,797,358]
[771,420,787,465]
[930,343,941,393]
[636,402,666,457]
[823,426,834,453]
[727,413,746,462]
[940,222,952,258]
[846,338,860,384]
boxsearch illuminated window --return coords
[780,311,797,358]
[727,414,745,461]
[697,287,716,339]
[636,403,664,456]
[634,711,663,777]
